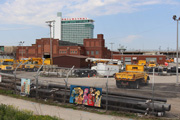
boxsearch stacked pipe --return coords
[35,83,171,116]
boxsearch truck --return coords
[138,60,146,66]
[0,59,14,73]
[13,58,31,70]
[96,63,119,77]
[147,61,157,68]
[86,58,122,77]
[115,65,150,89]
[24,58,43,72]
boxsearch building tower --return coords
[52,12,94,44]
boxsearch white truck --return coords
[174,58,180,63]
[96,63,119,77]
[86,58,122,77]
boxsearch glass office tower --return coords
[61,19,94,44]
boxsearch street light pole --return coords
[19,41,24,59]
[110,43,114,59]
[46,20,55,64]
[173,15,180,86]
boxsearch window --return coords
[87,51,89,55]
[91,51,94,55]
[132,67,138,70]
[159,57,163,60]
[96,51,99,55]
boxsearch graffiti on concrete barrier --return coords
[69,85,102,107]
[21,78,30,95]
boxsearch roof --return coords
[113,54,166,56]
[53,55,88,59]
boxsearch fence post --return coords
[152,67,155,114]
[64,66,74,103]
[13,61,23,94]
[35,59,45,99]
[106,69,110,112]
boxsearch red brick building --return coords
[16,34,166,66]
[113,54,166,65]
[16,34,111,60]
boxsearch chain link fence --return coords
[0,65,179,118]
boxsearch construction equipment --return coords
[148,61,157,68]
[24,58,43,72]
[115,65,150,89]
[0,59,14,73]
[138,60,146,66]
[44,58,51,65]
[166,58,174,63]
[13,58,31,70]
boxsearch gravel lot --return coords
[15,71,180,118]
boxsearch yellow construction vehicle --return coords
[115,65,150,89]
[0,59,14,73]
[44,58,51,65]
[148,61,156,68]
[24,58,43,72]
[138,60,146,66]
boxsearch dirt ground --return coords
[15,71,180,119]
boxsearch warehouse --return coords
[53,55,90,68]
[113,54,166,65]
[16,34,111,60]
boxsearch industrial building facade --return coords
[16,33,166,66]
[113,54,166,65]
[16,34,111,60]
[52,12,94,44]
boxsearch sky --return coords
[0,0,180,51]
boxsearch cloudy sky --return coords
[0,0,180,51]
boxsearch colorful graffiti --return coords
[69,85,102,107]
[21,78,30,95]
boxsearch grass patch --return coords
[0,104,61,120]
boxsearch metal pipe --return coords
[101,91,167,102]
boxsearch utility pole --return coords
[110,43,114,59]
[118,44,127,66]
[173,15,180,86]
[46,20,55,64]
[19,41,24,59]
[159,46,161,55]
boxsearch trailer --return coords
[96,63,119,77]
